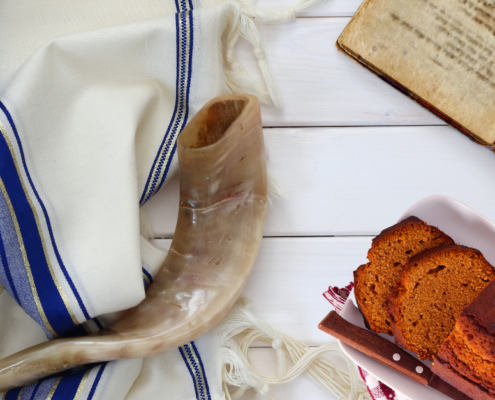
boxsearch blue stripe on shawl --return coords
[142,238,212,400]
[176,0,194,10]
[0,117,75,335]
[139,2,194,205]
[0,225,19,303]
[51,370,86,400]
[142,267,153,290]
[191,341,211,399]
[155,7,195,195]
[87,364,107,400]
[0,102,91,323]
[1,3,196,391]
[179,342,212,400]
[154,9,194,195]
[138,11,180,206]
[29,377,58,400]
[179,346,200,400]
[4,386,21,400]
[156,8,194,197]
[155,9,194,196]
[142,267,153,283]
[26,381,42,400]
[0,184,51,337]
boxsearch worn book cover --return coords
[338,0,495,147]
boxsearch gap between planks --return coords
[152,237,370,345]
[151,235,376,240]
[144,125,495,238]
[262,124,447,129]
[239,17,445,126]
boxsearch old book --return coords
[338,0,495,146]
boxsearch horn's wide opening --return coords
[181,99,246,149]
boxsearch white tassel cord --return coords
[223,4,281,107]
[223,0,324,196]
[223,0,326,108]
[266,172,286,206]
[215,299,371,400]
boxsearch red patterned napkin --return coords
[323,284,410,400]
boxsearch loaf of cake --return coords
[432,280,495,400]
[353,216,454,334]
[387,245,495,360]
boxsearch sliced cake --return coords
[354,216,454,334]
[432,280,495,400]
[387,245,495,360]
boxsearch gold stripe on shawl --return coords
[141,10,193,203]
[46,377,63,400]
[0,122,80,329]
[0,176,57,337]
[181,342,210,399]
[74,369,92,400]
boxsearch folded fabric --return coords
[0,0,326,398]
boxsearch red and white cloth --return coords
[323,284,410,400]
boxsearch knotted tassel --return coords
[215,298,371,400]
[223,0,327,109]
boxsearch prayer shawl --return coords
[0,1,339,399]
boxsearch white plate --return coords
[339,195,495,400]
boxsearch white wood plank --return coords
[237,18,443,126]
[152,237,371,345]
[258,0,361,17]
[144,126,495,237]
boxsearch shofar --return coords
[0,94,268,391]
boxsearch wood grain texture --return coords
[144,126,495,237]
[237,18,444,126]
[152,237,372,345]
[258,0,361,17]
[140,6,495,398]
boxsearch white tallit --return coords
[0,1,366,399]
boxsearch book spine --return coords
[335,40,494,151]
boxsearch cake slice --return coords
[432,280,495,400]
[387,245,495,360]
[354,216,454,334]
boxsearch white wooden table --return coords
[144,1,495,398]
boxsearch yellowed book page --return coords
[339,0,495,145]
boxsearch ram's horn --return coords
[0,94,267,391]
